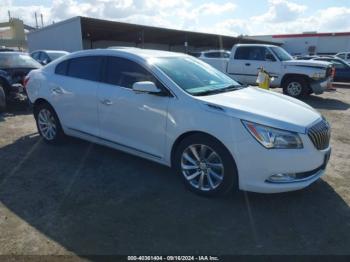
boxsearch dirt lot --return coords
[0,87,350,257]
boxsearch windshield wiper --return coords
[194,85,245,96]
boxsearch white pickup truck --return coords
[200,44,333,98]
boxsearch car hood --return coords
[283,59,331,68]
[196,87,321,134]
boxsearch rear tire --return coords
[174,134,238,197]
[282,77,309,98]
[34,102,65,144]
[0,85,6,112]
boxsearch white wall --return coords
[27,17,83,52]
[251,34,350,55]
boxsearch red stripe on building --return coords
[272,32,350,38]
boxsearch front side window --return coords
[67,56,102,81]
[152,56,241,96]
[337,53,345,59]
[104,56,158,89]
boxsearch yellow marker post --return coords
[256,67,271,90]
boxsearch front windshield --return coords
[0,53,42,68]
[270,46,293,61]
[152,56,241,95]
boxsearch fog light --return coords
[267,173,296,183]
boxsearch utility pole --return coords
[35,12,38,29]
[8,10,11,21]
[40,13,44,27]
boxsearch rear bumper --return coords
[310,77,332,94]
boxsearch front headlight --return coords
[311,72,326,80]
[242,120,303,149]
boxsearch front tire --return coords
[174,134,237,197]
[0,85,6,112]
[282,77,309,98]
[34,103,64,144]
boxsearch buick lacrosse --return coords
[25,48,331,196]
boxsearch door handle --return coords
[100,99,113,105]
[52,86,63,94]
[245,63,251,66]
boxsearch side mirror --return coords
[265,53,276,62]
[41,59,49,65]
[132,81,161,94]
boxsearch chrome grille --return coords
[308,119,331,150]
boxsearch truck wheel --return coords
[282,77,309,98]
[174,134,238,197]
[0,85,6,112]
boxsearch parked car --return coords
[312,57,350,82]
[0,52,41,111]
[30,50,69,65]
[25,48,331,197]
[293,55,319,60]
[188,50,230,72]
[335,52,350,62]
[203,44,333,98]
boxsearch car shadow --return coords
[0,135,349,256]
[302,94,350,111]
[0,101,32,122]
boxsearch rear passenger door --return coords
[50,56,102,137]
[98,56,170,159]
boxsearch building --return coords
[250,32,350,56]
[0,18,34,50]
[27,16,278,53]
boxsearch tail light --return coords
[331,67,336,78]
[23,76,29,88]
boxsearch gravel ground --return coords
[0,87,349,258]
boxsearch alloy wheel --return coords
[181,144,224,191]
[38,108,57,140]
[287,81,302,97]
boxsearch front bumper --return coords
[232,132,331,193]
[310,77,332,94]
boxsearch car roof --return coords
[67,48,186,60]
[32,50,69,53]
[234,44,279,48]
[0,52,28,55]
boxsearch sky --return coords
[1,0,350,36]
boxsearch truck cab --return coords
[225,44,333,98]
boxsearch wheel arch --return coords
[33,98,56,119]
[170,131,238,174]
[281,73,310,88]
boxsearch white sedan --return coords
[25,48,331,196]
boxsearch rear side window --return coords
[67,56,102,81]
[104,56,158,89]
[204,52,230,58]
[337,53,346,59]
[55,60,69,75]
[188,52,202,58]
